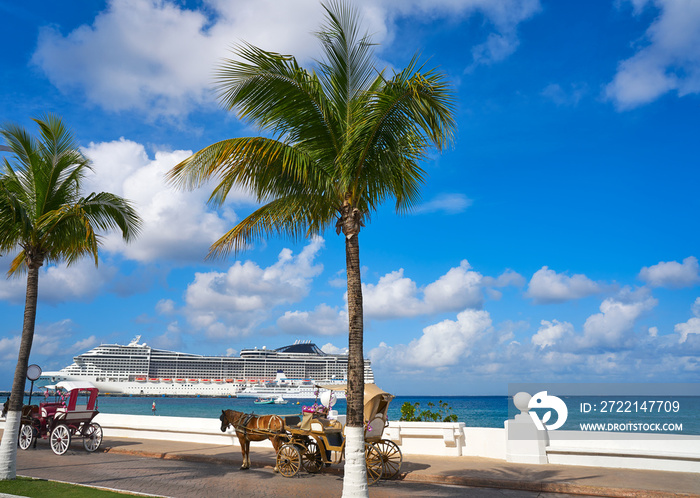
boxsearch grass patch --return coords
[0,476,146,497]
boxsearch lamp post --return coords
[26,364,42,406]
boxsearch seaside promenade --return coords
[2,430,698,497]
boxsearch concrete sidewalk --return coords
[101,437,700,497]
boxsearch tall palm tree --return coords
[168,2,454,494]
[0,115,141,480]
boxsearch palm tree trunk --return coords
[0,262,41,480]
[342,232,368,497]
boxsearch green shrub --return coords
[399,400,458,422]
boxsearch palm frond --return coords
[208,195,336,259]
[0,114,142,276]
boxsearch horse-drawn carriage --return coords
[220,383,402,484]
[16,380,103,455]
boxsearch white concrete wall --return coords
[93,413,275,449]
[546,431,700,473]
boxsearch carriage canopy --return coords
[317,383,394,424]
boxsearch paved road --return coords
[14,442,594,498]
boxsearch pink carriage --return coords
[18,380,103,455]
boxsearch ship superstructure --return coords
[39,337,374,397]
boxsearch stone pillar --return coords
[505,392,548,464]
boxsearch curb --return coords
[102,446,700,498]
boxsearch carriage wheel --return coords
[302,441,323,473]
[276,444,302,477]
[374,439,402,479]
[364,442,383,485]
[18,424,34,450]
[50,424,71,455]
[83,423,103,452]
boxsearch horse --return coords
[220,409,285,470]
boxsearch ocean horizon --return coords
[13,393,699,435]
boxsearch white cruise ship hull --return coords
[39,374,238,397]
[37,337,373,398]
[237,386,346,399]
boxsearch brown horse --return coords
[220,409,285,470]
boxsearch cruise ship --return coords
[38,337,374,398]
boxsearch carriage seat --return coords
[364,414,387,442]
[309,416,342,433]
[283,415,301,427]
[39,402,64,419]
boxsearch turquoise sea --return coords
[16,393,700,435]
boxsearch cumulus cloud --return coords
[0,335,20,361]
[369,309,492,369]
[182,238,324,338]
[320,343,349,355]
[578,289,657,350]
[675,297,700,343]
[0,257,116,305]
[414,193,473,215]
[526,267,603,304]
[362,260,484,319]
[531,319,574,349]
[71,335,98,353]
[638,256,700,288]
[82,138,254,263]
[31,0,540,117]
[277,304,347,336]
[606,0,700,109]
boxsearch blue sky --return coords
[1,0,699,395]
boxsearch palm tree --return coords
[0,114,141,480]
[168,2,454,494]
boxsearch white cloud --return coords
[638,256,700,288]
[483,269,526,288]
[277,304,347,336]
[414,193,473,215]
[31,0,540,117]
[675,297,700,343]
[156,299,177,315]
[526,266,603,304]
[82,138,254,263]
[0,335,20,361]
[362,260,484,319]
[531,319,574,349]
[320,343,348,355]
[0,257,116,305]
[369,309,492,368]
[578,289,657,350]
[362,269,424,319]
[541,82,587,106]
[182,238,324,337]
[424,260,484,312]
[71,335,98,353]
[606,0,700,109]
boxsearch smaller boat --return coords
[176,379,186,383]
[254,397,274,405]
[274,396,288,405]
[188,379,198,383]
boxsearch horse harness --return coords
[232,412,282,438]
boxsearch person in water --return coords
[152,401,156,415]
